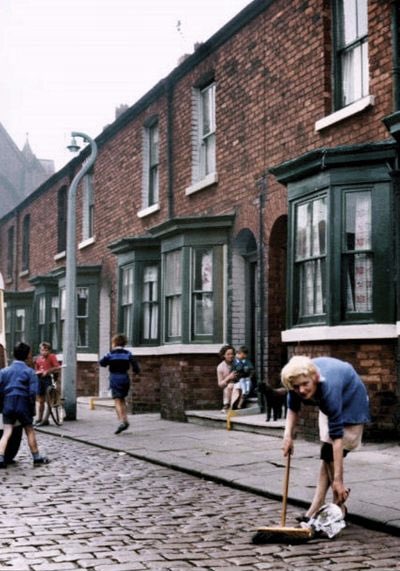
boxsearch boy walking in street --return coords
[0,342,50,468]
[99,334,140,434]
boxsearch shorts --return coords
[37,375,52,396]
[2,396,35,427]
[318,411,364,462]
[110,380,130,399]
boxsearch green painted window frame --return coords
[57,267,100,353]
[162,241,224,344]
[116,246,161,347]
[287,166,394,328]
[3,291,34,352]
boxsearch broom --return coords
[252,452,313,544]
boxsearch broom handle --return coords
[281,452,291,527]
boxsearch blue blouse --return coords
[288,357,371,439]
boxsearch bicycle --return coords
[45,375,65,426]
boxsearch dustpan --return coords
[252,452,313,544]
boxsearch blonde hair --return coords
[280,355,318,390]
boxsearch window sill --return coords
[79,236,95,250]
[58,352,99,362]
[19,270,29,278]
[54,251,66,261]
[281,323,396,343]
[137,203,160,218]
[315,95,375,132]
[129,343,222,356]
[185,172,218,196]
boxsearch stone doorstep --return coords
[77,396,115,410]
[185,408,285,437]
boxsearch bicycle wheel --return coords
[45,386,65,426]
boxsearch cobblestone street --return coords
[0,435,399,570]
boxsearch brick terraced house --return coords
[1,0,400,438]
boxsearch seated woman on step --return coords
[216,344,241,413]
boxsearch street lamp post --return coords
[63,132,97,420]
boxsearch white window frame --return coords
[335,0,369,109]
[140,121,159,215]
[80,174,95,244]
[186,82,217,195]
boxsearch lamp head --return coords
[67,136,80,153]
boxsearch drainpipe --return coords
[392,0,400,112]
[257,174,267,391]
[166,80,175,220]
[390,0,400,430]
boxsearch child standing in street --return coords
[0,342,50,468]
[99,334,140,434]
[34,341,60,426]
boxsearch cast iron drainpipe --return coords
[392,0,400,112]
[257,174,267,391]
[390,0,400,429]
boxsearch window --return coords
[121,266,134,343]
[7,226,14,279]
[165,250,182,340]
[5,308,11,352]
[58,267,99,352]
[290,181,391,327]
[273,144,396,330]
[199,83,216,178]
[294,197,327,321]
[57,186,68,253]
[334,0,368,108]
[82,174,94,241]
[38,295,46,342]
[191,82,216,184]
[142,265,159,342]
[111,216,232,346]
[3,292,34,350]
[192,248,214,337]
[343,190,372,316]
[50,296,59,350]
[162,240,225,343]
[77,287,89,348]
[15,309,26,343]
[60,287,66,345]
[142,122,159,209]
[22,214,30,272]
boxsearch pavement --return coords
[35,398,400,537]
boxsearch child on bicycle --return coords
[34,341,60,426]
[99,333,140,434]
[0,342,50,468]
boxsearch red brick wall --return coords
[158,354,221,421]
[0,0,397,434]
[289,341,398,441]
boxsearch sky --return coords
[0,0,252,171]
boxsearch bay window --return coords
[271,143,396,331]
[111,215,232,347]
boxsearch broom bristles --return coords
[256,526,313,538]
